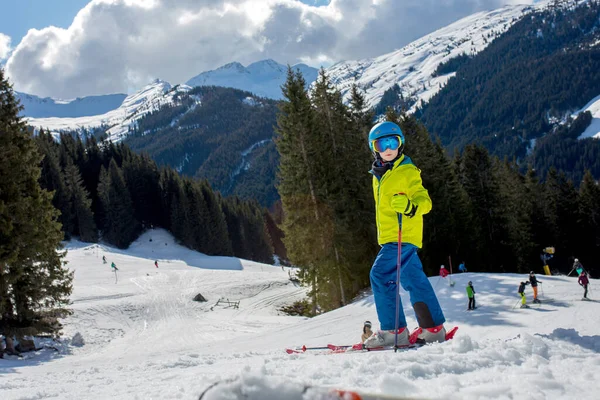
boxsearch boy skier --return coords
[529,271,541,304]
[458,262,467,273]
[466,281,476,310]
[518,281,530,308]
[111,262,118,271]
[578,271,590,299]
[364,121,446,349]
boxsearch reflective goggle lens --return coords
[371,136,400,152]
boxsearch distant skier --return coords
[466,281,476,310]
[439,265,450,278]
[111,262,118,271]
[155,260,159,268]
[458,262,467,273]
[573,258,585,276]
[529,271,541,304]
[579,270,590,299]
[102,255,107,264]
[361,321,374,343]
[364,121,447,349]
[518,281,530,308]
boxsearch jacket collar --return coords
[370,154,405,179]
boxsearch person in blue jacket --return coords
[364,121,446,349]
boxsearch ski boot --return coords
[363,327,410,349]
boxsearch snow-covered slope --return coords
[578,94,600,140]
[26,80,192,142]
[326,2,549,109]
[2,228,599,399]
[15,91,127,118]
[185,59,318,99]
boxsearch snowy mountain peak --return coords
[326,1,551,109]
[26,79,190,142]
[16,91,127,118]
[246,59,286,75]
[185,59,318,99]
[217,61,248,73]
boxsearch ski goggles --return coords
[370,135,401,153]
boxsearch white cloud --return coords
[0,33,11,61]
[5,0,535,98]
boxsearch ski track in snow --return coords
[1,229,599,400]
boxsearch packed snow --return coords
[1,229,599,400]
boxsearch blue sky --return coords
[1,0,90,46]
[1,0,532,98]
[1,0,330,46]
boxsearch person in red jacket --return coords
[578,271,590,299]
[439,265,449,278]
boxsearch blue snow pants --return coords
[370,243,445,330]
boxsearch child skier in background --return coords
[529,271,541,304]
[579,271,590,299]
[361,321,373,343]
[518,281,530,308]
[458,262,467,273]
[111,262,118,271]
[466,281,476,310]
[439,265,450,278]
[364,121,447,349]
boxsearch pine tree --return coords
[63,162,98,242]
[98,159,140,248]
[456,144,508,271]
[0,69,72,352]
[276,67,325,313]
[578,170,600,271]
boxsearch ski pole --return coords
[511,298,521,310]
[394,211,404,352]
[541,282,544,297]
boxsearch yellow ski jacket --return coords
[371,155,432,247]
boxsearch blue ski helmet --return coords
[368,121,405,152]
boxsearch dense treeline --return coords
[431,53,471,77]
[417,1,600,181]
[1,69,72,350]
[277,67,600,313]
[34,129,275,263]
[126,86,280,206]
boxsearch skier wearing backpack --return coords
[578,271,590,299]
[364,121,447,349]
[529,271,541,304]
[466,281,476,310]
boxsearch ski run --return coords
[1,229,599,399]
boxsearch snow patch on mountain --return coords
[26,80,192,142]
[16,92,127,118]
[185,59,318,99]
[577,94,600,140]
[326,2,550,109]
